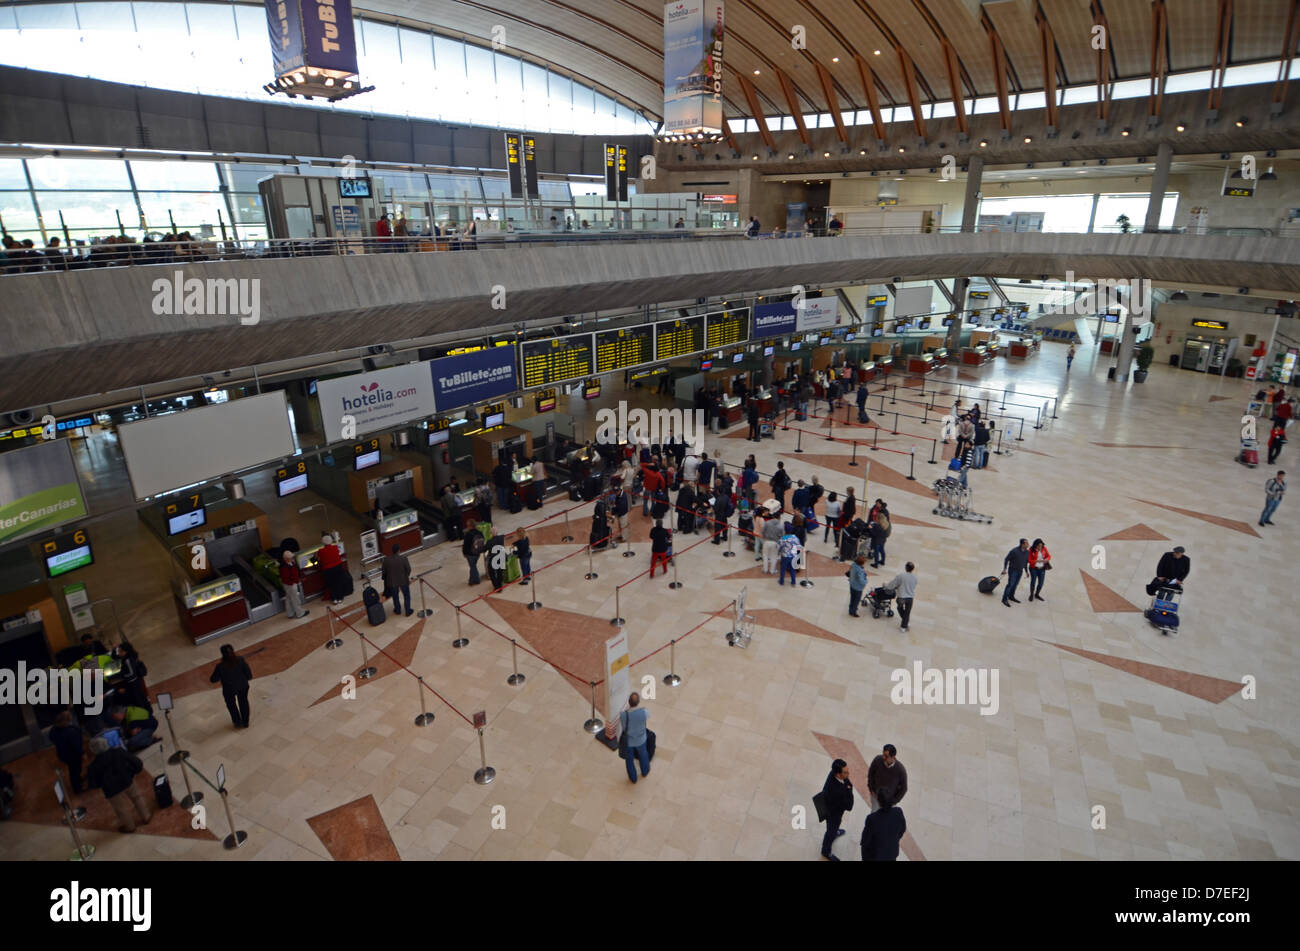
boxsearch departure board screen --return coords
[595,326,654,373]
[654,316,705,361]
[520,334,594,389]
[705,310,749,349]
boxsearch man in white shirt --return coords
[886,561,918,632]
[682,452,700,485]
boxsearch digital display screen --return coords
[308,379,318,396]
[595,326,654,374]
[943,317,954,327]
[819,337,830,346]
[56,416,94,432]
[845,333,855,341]
[46,544,93,578]
[700,360,713,371]
[355,449,381,470]
[167,507,206,536]
[276,472,309,496]
[428,429,450,446]
[582,382,601,400]
[339,178,371,198]
[535,394,556,413]
[1103,314,1120,323]
[873,328,883,336]
[732,352,744,364]
[484,412,506,428]
[520,334,594,389]
[654,316,705,361]
[791,342,801,350]
[705,311,749,349]
[763,345,774,356]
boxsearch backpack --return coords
[772,470,790,492]
[470,533,486,555]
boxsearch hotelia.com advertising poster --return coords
[663,1,724,134]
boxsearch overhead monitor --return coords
[339,178,371,198]
[167,507,207,536]
[355,449,381,470]
[276,472,309,497]
[428,429,450,447]
[484,411,506,428]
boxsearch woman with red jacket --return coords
[316,532,349,605]
[1027,538,1051,602]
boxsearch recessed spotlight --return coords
[1023,136,1032,143]
[1236,117,1247,127]
[978,139,987,147]
[873,49,881,55]
[859,148,867,155]
[1120,127,1131,136]
[752,154,759,160]
[823,151,831,157]
[832,56,840,63]
[753,69,761,75]
[788,153,795,160]
[898,146,905,152]
[1175,123,1186,132]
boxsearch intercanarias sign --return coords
[0,440,88,546]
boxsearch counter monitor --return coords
[483,411,506,428]
[355,449,381,470]
[276,472,309,497]
[428,428,450,447]
[167,507,206,536]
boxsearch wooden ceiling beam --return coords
[1090,0,1112,124]
[1272,0,1300,111]
[895,47,928,139]
[854,54,888,142]
[1036,5,1061,129]
[1208,0,1235,114]
[776,68,811,146]
[815,62,850,144]
[942,38,969,137]
[735,73,775,151]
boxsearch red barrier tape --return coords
[628,601,735,668]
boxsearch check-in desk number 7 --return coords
[378,508,421,554]
[176,575,249,644]
[298,540,346,602]
[907,352,935,375]
[1008,337,1036,359]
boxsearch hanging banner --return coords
[316,362,436,443]
[795,297,840,332]
[505,132,525,199]
[523,135,540,199]
[785,201,807,233]
[299,0,359,75]
[264,0,305,76]
[663,1,725,135]
[605,630,631,732]
[752,301,798,339]
[0,439,87,546]
[429,347,518,410]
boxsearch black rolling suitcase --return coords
[362,585,386,625]
[509,493,522,514]
[978,576,1000,595]
[153,774,174,809]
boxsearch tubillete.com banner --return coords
[430,347,518,410]
[0,439,87,546]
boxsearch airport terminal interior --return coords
[0,0,1298,863]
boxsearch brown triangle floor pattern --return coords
[487,599,612,700]
[310,618,426,706]
[737,608,857,645]
[1100,523,1170,541]
[1043,642,1243,703]
[305,794,402,861]
[716,549,869,581]
[781,452,936,500]
[1078,570,1142,613]
[811,731,926,860]
[1131,497,1262,538]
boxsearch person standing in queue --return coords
[209,644,252,729]
[463,519,484,585]
[513,528,532,580]
[280,549,308,619]
[49,710,85,794]
[382,542,413,617]
[317,532,348,605]
[649,518,673,578]
[747,397,761,442]
[848,555,868,617]
[819,758,854,860]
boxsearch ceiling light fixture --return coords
[1120,127,1131,136]
[1023,136,1032,143]
[1175,123,1186,132]
[753,69,761,75]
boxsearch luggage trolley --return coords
[1144,582,1182,636]
[727,586,756,648]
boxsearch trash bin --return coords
[1169,354,1180,368]
[1107,366,1117,380]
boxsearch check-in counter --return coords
[455,488,479,530]
[962,345,989,366]
[297,539,348,602]
[986,341,1001,359]
[1008,337,1037,359]
[377,507,421,554]
[907,352,936,374]
[175,574,249,644]
[931,347,949,367]
[754,387,774,416]
[720,394,743,427]
[857,361,877,384]
[875,355,894,376]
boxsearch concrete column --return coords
[1143,142,1174,233]
[945,276,970,351]
[960,157,984,233]
[1114,312,1138,382]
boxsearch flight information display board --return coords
[654,316,705,361]
[520,334,594,389]
[595,326,654,373]
[706,310,749,349]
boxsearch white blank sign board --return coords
[118,392,296,500]
[893,285,934,318]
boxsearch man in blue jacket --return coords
[819,758,854,860]
[860,790,906,861]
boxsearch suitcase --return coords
[153,774,174,809]
[366,601,386,626]
[568,482,582,501]
[362,584,381,607]
[1146,608,1179,629]
[978,575,1000,594]
[646,729,656,762]
[509,493,522,514]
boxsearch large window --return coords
[0,2,652,136]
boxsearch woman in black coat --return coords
[209,644,253,729]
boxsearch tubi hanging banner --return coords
[264,0,305,76]
[663,1,724,135]
[265,0,358,79]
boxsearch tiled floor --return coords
[4,342,1298,861]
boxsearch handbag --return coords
[812,790,828,823]
[617,711,629,759]
[1045,562,1054,570]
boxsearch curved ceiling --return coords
[348,0,1295,123]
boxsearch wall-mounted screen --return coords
[355,450,381,470]
[732,352,744,364]
[484,411,506,428]
[167,507,207,536]
[276,473,309,497]
[763,345,775,356]
[46,543,93,578]
[428,429,450,447]
[339,178,372,198]
[582,381,601,400]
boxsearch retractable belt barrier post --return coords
[826,413,834,441]
[453,604,468,648]
[664,639,682,687]
[508,639,525,686]
[474,726,495,785]
[850,441,859,467]
[527,571,542,610]
[415,567,439,618]
[586,544,598,581]
[218,782,247,850]
[584,681,604,733]
[357,631,378,679]
[795,428,803,453]
[163,708,189,766]
[928,438,938,464]
[561,508,573,543]
[610,585,625,625]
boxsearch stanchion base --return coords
[414,713,435,726]
[358,666,378,679]
[585,572,599,580]
[560,536,573,543]
[668,581,683,589]
[70,844,95,861]
[474,766,496,785]
[180,792,204,809]
[452,638,469,648]
[799,580,815,588]
[1015,438,1025,442]
[722,551,736,557]
[168,751,189,766]
[849,461,858,467]
[794,448,804,453]
[663,673,682,687]
[527,601,542,610]
[906,476,916,481]
[324,638,343,650]
[507,673,526,686]
[622,550,636,558]
[222,830,248,850]
[417,610,432,618]
[583,717,605,734]
[71,806,87,821]
[609,616,624,626]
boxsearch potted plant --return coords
[1116,214,1132,234]
[1133,343,1154,382]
